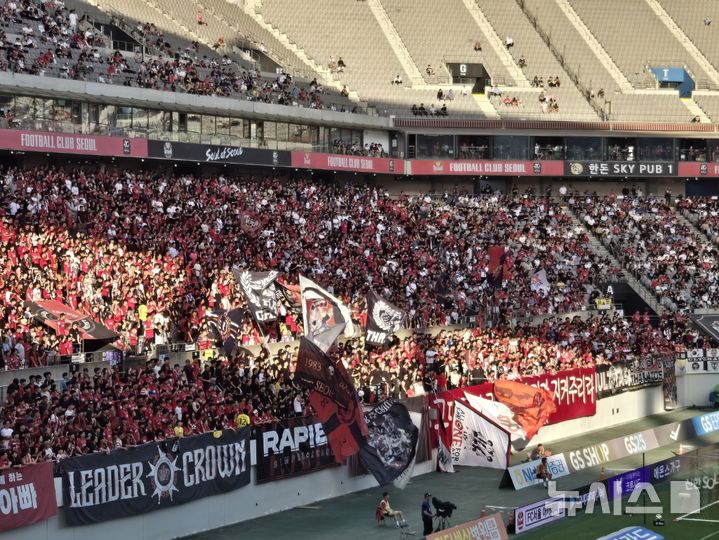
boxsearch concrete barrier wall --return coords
[677,373,719,408]
[531,385,667,448]
[0,385,672,540]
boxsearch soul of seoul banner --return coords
[60,428,251,525]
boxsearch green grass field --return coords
[527,474,719,539]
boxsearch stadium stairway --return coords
[551,0,633,93]
[365,0,425,86]
[644,0,719,89]
[460,0,529,87]
[562,204,667,315]
[674,206,717,250]
[681,97,712,123]
[242,0,352,96]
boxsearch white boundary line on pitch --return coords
[679,518,719,523]
[676,499,719,521]
[699,528,719,540]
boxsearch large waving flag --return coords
[450,399,511,470]
[234,270,279,323]
[359,400,419,488]
[463,392,528,448]
[300,275,355,352]
[365,289,407,346]
[295,337,368,462]
[493,380,556,440]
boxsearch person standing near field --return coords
[421,492,434,535]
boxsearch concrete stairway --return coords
[244,0,351,96]
[562,204,667,314]
[554,0,633,92]
[674,206,714,247]
[644,0,719,88]
[366,0,424,85]
[681,97,712,123]
[460,0,530,87]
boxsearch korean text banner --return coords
[0,462,57,532]
[60,428,251,525]
[425,512,508,540]
[429,367,596,449]
[255,416,336,484]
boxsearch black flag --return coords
[365,290,407,346]
[359,400,419,487]
[234,270,279,323]
[294,337,355,409]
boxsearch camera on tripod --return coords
[432,497,457,519]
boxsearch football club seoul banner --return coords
[0,128,147,157]
[60,428,251,525]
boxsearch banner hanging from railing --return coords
[60,428,251,525]
[0,461,57,532]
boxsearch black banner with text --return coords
[148,140,291,167]
[60,428,251,525]
[255,416,337,484]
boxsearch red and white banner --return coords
[463,392,526,442]
[0,129,148,157]
[0,462,57,532]
[450,400,510,469]
[291,151,404,174]
[430,367,596,449]
[678,162,719,177]
[409,159,563,176]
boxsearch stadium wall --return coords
[532,385,666,447]
[1,387,669,540]
[676,373,719,408]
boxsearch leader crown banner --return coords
[60,428,251,525]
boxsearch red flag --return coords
[493,380,556,439]
[309,391,367,462]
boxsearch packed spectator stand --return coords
[0,157,714,469]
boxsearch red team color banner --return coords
[678,162,719,177]
[430,367,596,447]
[409,160,563,176]
[0,461,57,532]
[0,129,148,158]
[291,151,404,174]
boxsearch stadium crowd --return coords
[0,165,620,370]
[571,194,719,311]
[0,308,699,467]
[0,0,351,113]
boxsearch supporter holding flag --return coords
[365,290,407,347]
[300,275,355,352]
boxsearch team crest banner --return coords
[299,275,354,352]
[60,428,251,525]
[234,270,279,323]
[365,290,407,346]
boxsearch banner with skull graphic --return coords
[365,290,408,346]
[234,270,279,323]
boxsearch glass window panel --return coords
[492,135,528,160]
[416,134,454,158]
[201,115,215,136]
[216,116,230,135]
[187,113,201,133]
[565,137,602,160]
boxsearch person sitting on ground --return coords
[411,103,418,115]
[474,40,482,51]
[393,74,403,85]
[426,64,434,76]
[530,443,551,461]
[378,492,408,528]
[536,457,553,486]
[439,103,448,116]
